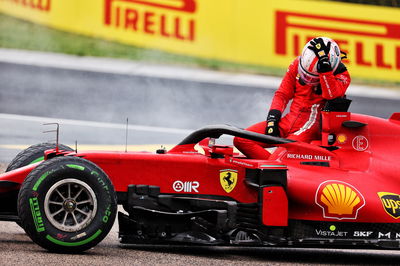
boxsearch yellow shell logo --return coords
[315,181,365,220]
[220,169,238,193]
[337,134,347,144]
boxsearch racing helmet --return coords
[298,37,341,85]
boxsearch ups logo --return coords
[378,192,400,219]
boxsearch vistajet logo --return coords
[275,11,400,70]
[104,0,196,41]
[1,0,51,11]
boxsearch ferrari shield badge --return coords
[220,169,238,193]
[315,180,365,220]
[378,192,400,219]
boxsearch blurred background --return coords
[0,0,400,161]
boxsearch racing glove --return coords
[308,38,332,73]
[265,109,281,137]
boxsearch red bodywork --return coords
[2,111,400,226]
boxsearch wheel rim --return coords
[44,178,98,232]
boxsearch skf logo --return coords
[220,169,238,193]
[315,180,365,220]
[172,180,199,193]
[378,192,400,219]
[275,11,400,71]
[2,0,51,11]
[353,231,373,237]
[104,0,196,41]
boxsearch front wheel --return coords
[17,156,117,253]
[6,142,73,172]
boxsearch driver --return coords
[234,37,351,159]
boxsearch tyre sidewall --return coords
[7,143,73,172]
[19,157,116,252]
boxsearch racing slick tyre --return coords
[6,142,73,172]
[17,156,117,253]
[7,143,73,228]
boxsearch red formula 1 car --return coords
[1,99,400,252]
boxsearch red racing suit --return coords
[234,57,351,159]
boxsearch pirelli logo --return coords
[0,0,51,11]
[275,11,400,70]
[104,0,196,41]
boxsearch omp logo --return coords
[378,192,400,219]
[275,11,400,70]
[315,180,365,220]
[104,0,196,41]
[0,0,51,11]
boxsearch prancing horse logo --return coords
[219,169,238,193]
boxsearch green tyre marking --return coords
[91,171,99,177]
[33,171,53,191]
[66,164,85,171]
[29,156,44,165]
[46,229,102,247]
[102,204,112,223]
[29,198,45,232]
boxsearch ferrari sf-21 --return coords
[1,99,400,252]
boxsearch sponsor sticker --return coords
[378,192,400,219]
[353,231,373,237]
[377,232,400,239]
[352,135,369,151]
[172,180,199,193]
[315,225,348,237]
[286,153,331,161]
[315,180,365,220]
[229,158,254,167]
[337,134,347,144]
[219,169,238,193]
[314,225,377,239]
[378,232,391,239]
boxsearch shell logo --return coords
[315,180,365,220]
[337,134,347,144]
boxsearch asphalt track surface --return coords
[1,53,400,264]
[2,62,400,130]
[1,60,400,160]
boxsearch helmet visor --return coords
[299,71,319,85]
[298,60,320,85]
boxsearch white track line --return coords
[0,113,192,134]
